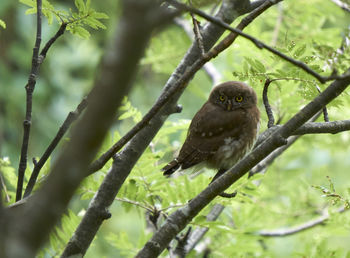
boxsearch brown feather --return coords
[162,81,260,176]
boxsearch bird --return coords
[162,81,260,181]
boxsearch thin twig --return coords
[40,22,67,58]
[16,7,68,202]
[190,13,205,55]
[0,171,11,203]
[23,97,88,198]
[174,227,192,258]
[166,0,350,84]
[115,197,154,213]
[174,18,222,84]
[262,77,331,128]
[315,85,329,122]
[16,0,43,202]
[257,206,347,237]
[263,79,275,128]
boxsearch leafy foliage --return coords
[1,0,350,257]
[313,176,350,209]
[19,0,108,38]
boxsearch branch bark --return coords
[4,1,164,257]
[136,71,350,257]
[16,0,42,202]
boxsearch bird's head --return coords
[209,81,257,111]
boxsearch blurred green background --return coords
[1,0,350,257]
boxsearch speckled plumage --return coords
[162,81,260,179]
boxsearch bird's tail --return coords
[162,159,180,176]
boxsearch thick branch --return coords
[136,71,350,257]
[293,120,350,135]
[5,1,163,257]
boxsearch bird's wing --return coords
[175,102,247,170]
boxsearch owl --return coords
[162,81,260,181]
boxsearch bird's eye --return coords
[219,95,226,102]
[235,96,243,102]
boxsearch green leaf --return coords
[86,0,91,9]
[73,26,90,38]
[25,8,37,15]
[294,44,307,58]
[85,17,106,30]
[92,11,109,19]
[74,0,85,12]
[19,0,36,8]
[254,59,266,73]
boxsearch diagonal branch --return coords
[136,70,350,257]
[166,0,350,84]
[40,22,67,58]
[23,97,88,198]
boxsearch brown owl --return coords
[162,81,260,181]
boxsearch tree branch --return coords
[183,112,321,255]
[263,79,275,128]
[293,120,350,135]
[5,1,164,257]
[185,204,225,253]
[136,71,350,257]
[88,0,264,174]
[257,206,347,237]
[174,17,222,84]
[40,22,67,58]
[166,0,350,84]
[16,10,68,202]
[16,0,42,202]
[23,97,88,198]
[63,0,271,256]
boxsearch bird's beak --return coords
[227,99,232,111]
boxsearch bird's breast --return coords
[208,122,259,171]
